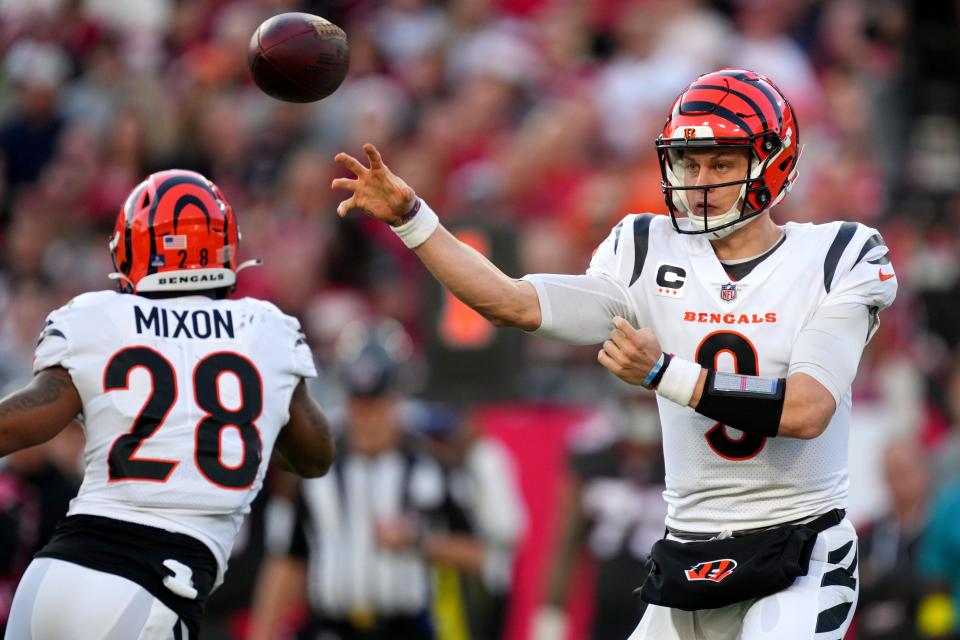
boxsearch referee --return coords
[251,321,444,640]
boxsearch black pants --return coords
[298,612,434,640]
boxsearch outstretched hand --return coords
[332,144,417,225]
[598,316,663,386]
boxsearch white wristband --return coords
[391,198,439,249]
[656,356,702,407]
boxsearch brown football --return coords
[247,12,349,103]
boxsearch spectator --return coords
[0,40,69,216]
[533,398,666,640]
[856,438,931,640]
[411,402,526,640]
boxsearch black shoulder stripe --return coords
[612,221,624,254]
[823,222,858,293]
[36,328,66,346]
[629,214,654,286]
[854,233,887,266]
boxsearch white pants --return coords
[5,558,190,640]
[629,519,859,640]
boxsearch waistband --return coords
[666,508,846,541]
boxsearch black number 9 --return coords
[695,331,766,461]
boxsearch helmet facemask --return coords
[657,138,782,240]
[655,69,802,240]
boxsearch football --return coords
[247,12,349,103]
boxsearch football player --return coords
[1,170,335,640]
[332,69,897,639]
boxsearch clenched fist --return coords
[598,316,663,387]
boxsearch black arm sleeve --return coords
[694,370,786,437]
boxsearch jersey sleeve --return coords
[789,223,898,403]
[283,314,318,380]
[521,215,647,344]
[788,302,871,405]
[822,222,897,315]
[33,304,75,374]
[250,300,317,380]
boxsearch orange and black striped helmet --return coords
[656,69,800,238]
[109,170,243,294]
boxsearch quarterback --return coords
[0,170,335,639]
[333,69,896,639]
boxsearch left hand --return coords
[375,515,421,550]
[597,316,663,386]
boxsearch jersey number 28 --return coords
[104,346,263,489]
[695,331,766,461]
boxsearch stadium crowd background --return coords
[0,0,958,639]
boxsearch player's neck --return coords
[708,215,782,262]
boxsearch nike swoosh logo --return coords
[878,268,895,282]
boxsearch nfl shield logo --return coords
[720,283,737,302]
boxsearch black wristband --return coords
[649,352,672,389]
[694,370,786,437]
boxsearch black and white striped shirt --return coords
[275,443,445,617]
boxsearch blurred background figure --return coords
[251,319,443,640]
[916,478,960,640]
[411,401,526,640]
[533,397,666,640]
[855,438,931,640]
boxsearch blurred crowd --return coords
[0,0,959,638]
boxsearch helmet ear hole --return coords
[761,134,781,154]
[756,187,771,206]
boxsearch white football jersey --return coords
[33,291,316,581]
[588,215,897,532]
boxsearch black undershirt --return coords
[719,233,787,281]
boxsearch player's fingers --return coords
[602,340,627,366]
[597,348,621,374]
[336,196,356,218]
[609,327,634,353]
[363,143,385,170]
[331,177,357,192]
[612,316,638,337]
[335,152,368,176]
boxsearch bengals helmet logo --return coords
[684,127,698,140]
[684,559,738,583]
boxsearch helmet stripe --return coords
[173,194,211,232]
[147,175,216,275]
[694,84,772,132]
[222,216,230,268]
[677,101,753,135]
[124,183,148,224]
[714,71,784,129]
